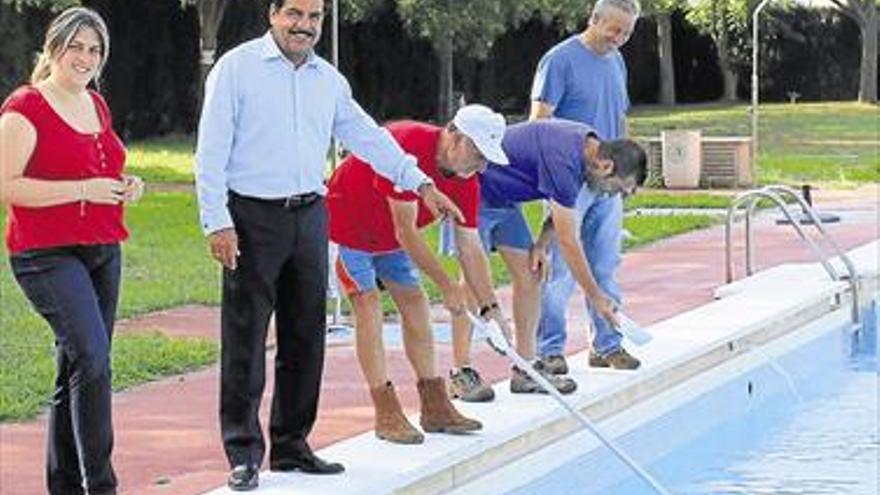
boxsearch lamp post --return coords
[751,0,772,170]
[328,0,353,333]
[332,0,339,68]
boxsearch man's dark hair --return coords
[270,0,285,10]
[598,139,647,185]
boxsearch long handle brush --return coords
[466,312,674,495]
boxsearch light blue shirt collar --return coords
[259,31,320,70]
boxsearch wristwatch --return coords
[416,177,435,195]
[479,302,500,318]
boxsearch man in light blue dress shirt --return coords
[195,0,462,490]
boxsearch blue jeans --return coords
[537,189,624,357]
[335,246,421,294]
[439,202,534,256]
[476,203,534,253]
[11,244,121,495]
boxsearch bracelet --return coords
[77,181,87,216]
[478,302,500,318]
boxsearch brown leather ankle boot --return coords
[417,377,482,434]
[369,381,424,444]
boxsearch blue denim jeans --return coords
[476,202,534,253]
[11,244,121,495]
[537,188,624,357]
[335,245,421,295]
[439,202,534,256]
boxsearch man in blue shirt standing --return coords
[448,120,647,401]
[530,0,642,377]
[195,0,462,490]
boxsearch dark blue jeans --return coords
[11,244,121,495]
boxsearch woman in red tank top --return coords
[0,7,143,495]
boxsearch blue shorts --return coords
[477,203,534,253]
[335,246,420,295]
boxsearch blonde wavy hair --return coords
[30,7,110,87]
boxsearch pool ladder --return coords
[724,184,861,325]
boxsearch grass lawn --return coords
[630,102,879,186]
[624,191,733,210]
[132,102,878,192]
[0,192,219,421]
[126,134,195,184]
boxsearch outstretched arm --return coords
[454,225,512,339]
[389,198,464,316]
[547,200,618,327]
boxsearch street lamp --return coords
[751,0,773,172]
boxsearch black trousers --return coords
[220,192,329,468]
[11,244,120,495]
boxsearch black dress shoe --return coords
[271,450,345,475]
[227,464,259,491]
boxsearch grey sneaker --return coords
[448,366,495,402]
[589,348,641,370]
[540,354,568,375]
[510,362,577,395]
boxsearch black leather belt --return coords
[231,191,321,209]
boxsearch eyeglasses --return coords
[596,176,637,198]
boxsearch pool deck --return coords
[1,186,877,495]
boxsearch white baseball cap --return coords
[453,104,509,165]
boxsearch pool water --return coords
[506,303,879,495]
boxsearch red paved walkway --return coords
[1,187,876,495]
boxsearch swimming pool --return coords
[496,301,878,495]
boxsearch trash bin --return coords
[661,129,702,189]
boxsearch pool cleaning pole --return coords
[467,313,675,495]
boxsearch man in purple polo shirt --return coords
[447,119,647,401]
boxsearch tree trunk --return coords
[857,5,878,103]
[656,12,676,105]
[436,34,454,122]
[716,26,738,102]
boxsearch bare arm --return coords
[453,226,496,308]
[528,100,554,121]
[529,99,555,275]
[0,113,123,207]
[547,200,618,326]
[389,198,463,314]
[453,225,513,339]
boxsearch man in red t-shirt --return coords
[327,104,511,445]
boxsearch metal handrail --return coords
[725,186,861,325]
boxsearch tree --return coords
[0,0,76,7]
[643,0,689,105]
[344,0,583,121]
[828,0,878,102]
[687,0,752,102]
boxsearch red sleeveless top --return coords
[1,86,128,254]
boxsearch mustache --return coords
[288,29,316,38]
